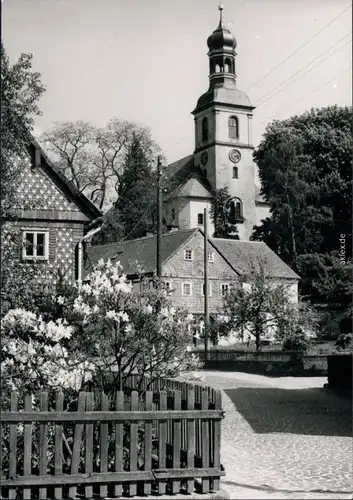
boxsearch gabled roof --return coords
[173,176,212,199]
[29,136,102,220]
[165,154,212,200]
[209,237,300,280]
[85,227,299,281]
[84,228,198,277]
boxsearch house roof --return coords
[85,228,299,280]
[84,228,197,277]
[29,136,103,220]
[209,237,300,280]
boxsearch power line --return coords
[259,67,351,126]
[245,4,352,93]
[256,34,351,108]
[170,5,351,152]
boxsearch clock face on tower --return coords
[229,149,241,164]
[201,151,208,166]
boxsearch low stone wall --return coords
[193,348,328,376]
[327,354,352,392]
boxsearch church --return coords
[164,6,270,241]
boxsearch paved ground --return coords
[182,372,353,500]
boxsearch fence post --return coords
[9,392,18,500]
[84,393,94,499]
[187,387,195,494]
[129,391,138,497]
[201,390,210,493]
[158,391,167,495]
[172,391,182,494]
[69,392,86,500]
[213,390,222,492]
[100,393,109,498]
[144,391,153,495]
[23,395,33,500]
[39,392,48,500]
[54,392,64,500]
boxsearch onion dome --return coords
[207,5,237,52]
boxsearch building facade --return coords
[85,229,299,316]
[4,137,102,284]
[164,6,270,240]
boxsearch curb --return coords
[119,491,230,500]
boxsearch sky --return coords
[2,0,352,164]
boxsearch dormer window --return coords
[229,116,239,140]
[202,117,208,142]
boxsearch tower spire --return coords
[218,4,224,27]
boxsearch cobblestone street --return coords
[184,372,353,500]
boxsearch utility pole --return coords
[156,155,163,280]
[203,207,209,364]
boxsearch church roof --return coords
[175,177,212,199]
[165,154,212,200]
[193,86,254,114]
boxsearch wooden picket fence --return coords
[0,383,224,499]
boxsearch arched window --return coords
[201,117,208,142]
[225,197,243,223]
[229,116,239,139]
[234,201,242,219]
[224,58,232,73]
[232,166,238,179]
[215,64,221,73]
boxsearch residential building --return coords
[4,136,102,284]
[84,228,299,317]
[163,6,270,240]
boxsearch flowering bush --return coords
[1,259,200,489]
[59,259,200,392]
[1,259,200,397]
[1,308,95,397]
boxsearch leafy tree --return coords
[210,187,239,239]
[93,134,159,243]
[41,119,163,211]
[251,106,352,324]
[216,257,318,351]
[1,43,46,218]
[1,44,46,316]
[252,106,352,263]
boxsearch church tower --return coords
[192,5,257,240]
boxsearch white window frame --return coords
[208,251,215,263]
[197,213,204,226]
[184,249,194,261]
[182,282,192,296]
[221,283,230,296]
[201,283,212,297]
[22,229,49,261]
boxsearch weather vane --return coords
[218,3,224,23]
